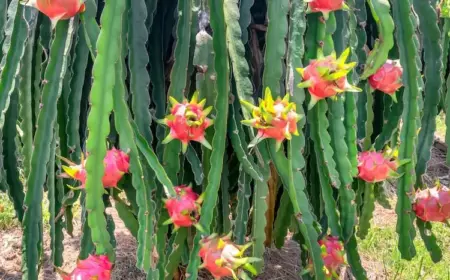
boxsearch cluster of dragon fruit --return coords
[23,0,450,279]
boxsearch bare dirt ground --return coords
[0,140,448,280]
[0,207,302,280]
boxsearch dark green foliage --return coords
[48,130,64,267]
[186,0,230,276]
[3,90,24,222]
[0,0,448,279]
[414,0,443,186]
[22,19,75,280]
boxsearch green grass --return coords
[0,193,20,230]
[0,192,52,230]
[435,112,446,139]
[358,206,450,279]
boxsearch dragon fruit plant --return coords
[164,185,204,230]
[357,151,399,183]
[60,148,130,189]
[240,87,302,151]
[305,236,346,279]
[22,0,86,28]
[368,59,403,102]
[296,48,361,109]
[159,91,213,153]
[57,255,113,280]
[306,0,350,19]
[199,233,260,279]
[2,0,448,279]
[319,236,346,279]
[413,182,450,223]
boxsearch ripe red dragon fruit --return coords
[23,0,86,28]
[318,236,346,279]
[164,185,203,229]
[199,233,259,279]
[357,151,398,183]
[368,59,403,102]
[57,254,113,280]
[160,91,213,153]
[307,0,349,19]
[102,148,130,187]
[61,148,130,188]
[240,87,301,151]
[413,183,450,222]
[296,48,361,109]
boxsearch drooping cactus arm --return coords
[0,1,36,131]
[129,0,153,144]
[281,1,326,278]
[361,0,395,79]
[22,18,75,280]
[186,0,230,277]
[413,0,444,263]
[84,0,126,260]
[112,18,160,274]
[414,0,444,186]
[392,0,421,260]
[47,129,64,267]
[162,0,193,184]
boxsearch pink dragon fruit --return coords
[240,87,302,151]
[102,148,130,187]
[296,48,361,109]
[23,0,86,28]
[357,151,398,183]
[199,233,259,279]
[413,183,450,223]
[368,59,403,102]
[318,236,346,279]
[307,0,349,19]
[61,148,130,188]
[58,255,113,280]
[160,91,213,153]
[164,186,203,229]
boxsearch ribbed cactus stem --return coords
[22,19,75,280]
[414,0,443,185]
[392,0,420,260]
[186,0,230,277]
[162,0,193,184]
[84,0,126,259]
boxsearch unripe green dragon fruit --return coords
[159,91,213,153]
[240,87,302,151]
[199,233,260,279]
[296,48,361,109]
[413,182,450,223]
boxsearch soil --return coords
[0,139,448,280]
[0,207,302,280]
